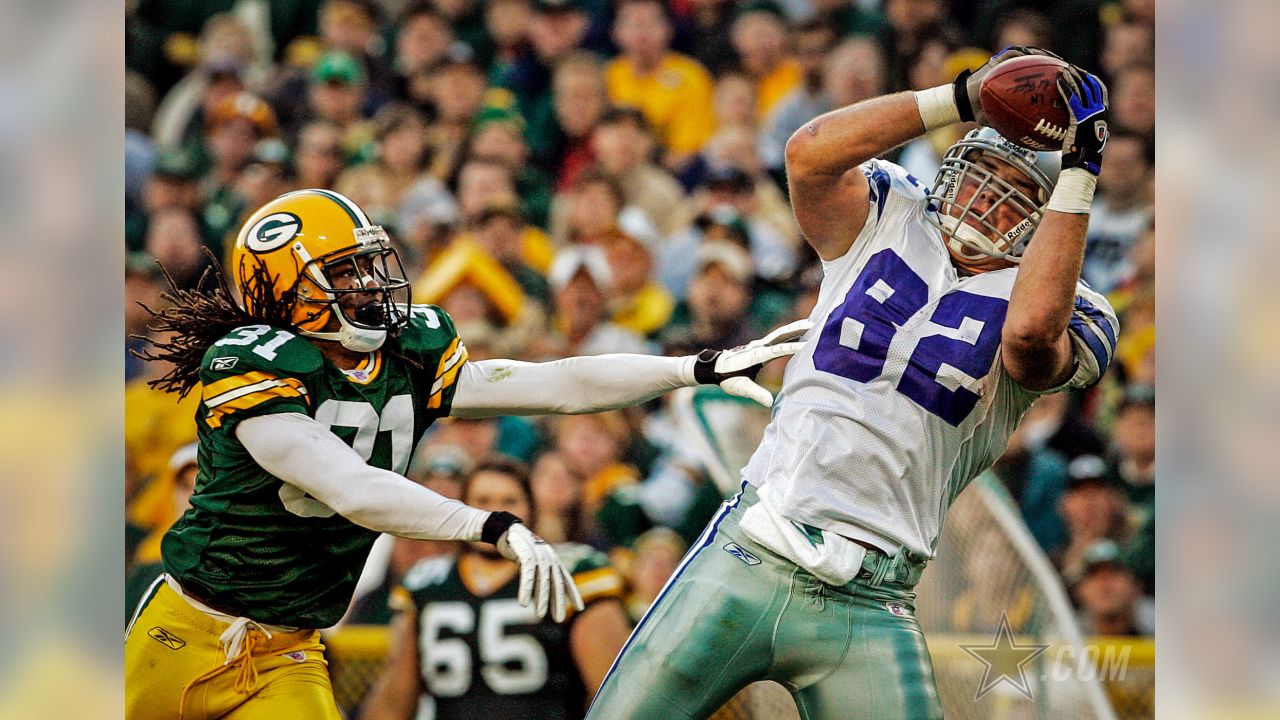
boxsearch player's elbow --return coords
[1001,330,1073,391]
[1003,313,1065,351]
[784,128,817,179]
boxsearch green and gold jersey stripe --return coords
[204,376,309,428]
[573,567,625,603]
[427,338,468,409]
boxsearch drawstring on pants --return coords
[176,617,274,719]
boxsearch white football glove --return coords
[494,520,584,622]
[693,319,813,407]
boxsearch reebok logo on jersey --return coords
[211,356,239,371]
[723,542,762,566]
[885,602,911,618]
[148,627,187,650]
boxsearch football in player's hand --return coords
[978,54,1071,151]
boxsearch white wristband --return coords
[914,85,961,131]
[1045,168,1098,214]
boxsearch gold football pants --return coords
[125,578,342,720]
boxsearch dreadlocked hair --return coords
[130,250,295,398]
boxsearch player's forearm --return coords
[1006,173,1095,342]
[784,93,926,181]
[450,355,697,418]
[359,613,422,720]
[1003,173,1095,388]
[236,413,490,541]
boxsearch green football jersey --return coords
[395,544,625,720]
[162,305,468,628]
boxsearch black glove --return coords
[952,45,1066,125]
[1057,67,1110,176]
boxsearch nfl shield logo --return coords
[885,602,910,618]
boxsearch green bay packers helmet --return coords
[230,189,411,352]
[926,127,1061,264]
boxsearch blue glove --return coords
[1057,67,1110,176]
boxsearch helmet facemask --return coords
[926,129,1058,266]
[289,226,412,352]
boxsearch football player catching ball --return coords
[586,48,1118,720]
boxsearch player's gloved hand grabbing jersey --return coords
[483,511,584,622]
[951,45,1065,125]
[694,319,812,407]
[1057,67,1109,176]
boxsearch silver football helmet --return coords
[925,127,1061,264]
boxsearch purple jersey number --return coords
[813,249,1008,426]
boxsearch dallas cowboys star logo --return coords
[959,612,1049,701]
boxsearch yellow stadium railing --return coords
[323,626,1154,719]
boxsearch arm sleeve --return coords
[235,413,490,541]
[449,354,699,418]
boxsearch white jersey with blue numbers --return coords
[744,159,1119,560]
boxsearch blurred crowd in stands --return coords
[126,0,1155,639]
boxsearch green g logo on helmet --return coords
[246,212,303,253]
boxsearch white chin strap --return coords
[338,323,387,352]
[299,314,387,352]
[938,214,1020,264]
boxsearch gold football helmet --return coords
[229,189,411,352]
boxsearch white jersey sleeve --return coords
[859,158,933,223]
[1034,282,1120,393]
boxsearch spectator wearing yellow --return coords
[542,246,656,357]
[451,155,555,272]
[730,1,803,120]
[124,359,198,557]
[125,443,200,620]
[604,232,675,337]
[130,443,200,567]
[553,412,650,550]
[606,0,716,170]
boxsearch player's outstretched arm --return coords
[359,609,421,720]
[449,319,812,417]
[785,46,1059,261]
[235,413,581,621]
[1003,67,1110,391]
